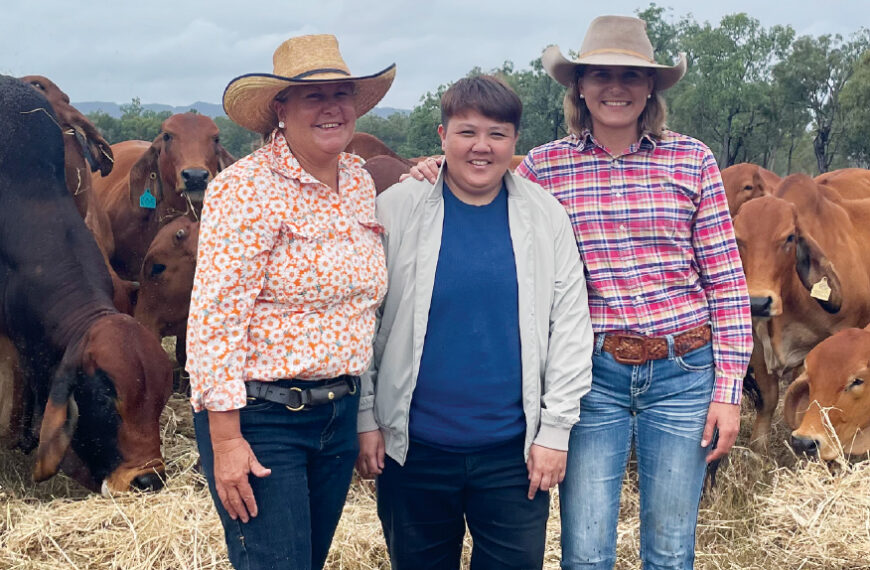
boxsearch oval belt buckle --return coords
[286,386,305,412]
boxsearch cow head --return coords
[734,194,842,318]
[784,328,870,460]
[19,76,114,215]
[128,113,235,216]
[134,217,199,338]
[721,163,779,217]
[33,314,173,493]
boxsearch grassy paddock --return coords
[1,394,868,569]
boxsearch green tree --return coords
[840,50,870,167]
[774,30,870,172]
[669,14,794,168]
[400,87,445,157]
[117,97,171,142]
[355,112,411,155]
[87,110,122,144]
[213,116,262,159]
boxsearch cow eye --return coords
[742,185,753,191]
[150,263,167,277]
[162,133,172,142]
[175,229,187,240]
[849,377,865,389]
[214,136,220,144]
[29,81,45,91]
[785,234,796,245]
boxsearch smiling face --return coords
[438,110,518,205]
[273,82,357,164]
[578,65,654,147]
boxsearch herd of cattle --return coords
[0,73,868,497]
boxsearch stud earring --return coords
[579,93,585,99]
[647,94,651,99]
[278,120,285,128]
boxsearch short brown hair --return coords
[440,75,522,131]
[563,67,668,138]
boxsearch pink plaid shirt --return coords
[517,130,751,404]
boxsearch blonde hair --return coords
[563,68,668,138]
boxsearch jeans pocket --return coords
[674,343,714,373]
[240,399,280,413]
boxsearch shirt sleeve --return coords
[186,168,279,412]
[691,149,753,404]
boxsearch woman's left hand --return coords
[526,444,567,500]
[702,401,741,463]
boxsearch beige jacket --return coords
[358,168,593,464]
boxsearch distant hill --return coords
[73,101,410,119]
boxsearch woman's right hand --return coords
[209,410,271,523]
[400,156,443,184]
[356,429,385,478]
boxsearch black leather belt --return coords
[245,375,358,411]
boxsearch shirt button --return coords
[615,192,623,198]
[619,224,626,231]
[634,295,642,302]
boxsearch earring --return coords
[647,94,651,99]
[278,120,285,128]
[579,93,585,99]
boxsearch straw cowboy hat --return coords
[542,15,686,91]
[223,34,396,134]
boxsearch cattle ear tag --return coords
[810,277,832,301]
[139,189,157,209]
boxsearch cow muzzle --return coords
[181,168,210,193]
[101,459,167,494]
[789,433,820,456]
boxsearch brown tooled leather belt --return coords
[597,324,712,365]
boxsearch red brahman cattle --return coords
[134,217,199,379]
[92,113,234,280]
[733,174,870,451]
[815,168,870,199]
[0,75,173,493]
[721,162,781,217]
[784,325,870,460]
[18,75,137,314]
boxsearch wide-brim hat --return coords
[542,15,686,91]
[223,34,396,134]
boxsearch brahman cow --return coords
[18,75,137,314]
[721,162,781,217]
[92,113,234,280]
[783,326,870,460]
[734,174,870,450]
[0,74,173,493]
[134,217,199,381]
[815,168,870,199]
[345,132,408,162]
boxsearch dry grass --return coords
[1,394,868,569]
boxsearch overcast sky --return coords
[2,1,866,111]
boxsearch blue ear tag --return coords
[139,188,157,209]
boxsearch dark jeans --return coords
[377,436,550,570]
[194,378,360,570]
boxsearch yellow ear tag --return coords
[810,277,832,301]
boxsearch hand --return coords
[356,430,386,478]
[526,444,567,500]
[702,401,741,463]
[400,156,442,183]
[208,411,271,523]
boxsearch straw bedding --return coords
[1,394,868,569]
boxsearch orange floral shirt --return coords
[186,131,387,412]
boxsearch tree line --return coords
[86,4,870,175]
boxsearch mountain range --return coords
[72,101,410,119]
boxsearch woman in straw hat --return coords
[185,34,395,570]
[409,15,752,569]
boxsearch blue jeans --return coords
[377,436,550,570]
[560,336,715,570]
[194,378,360,570]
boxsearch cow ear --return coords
[74,117,114,177]
[128,140,163,208]
[751,169,767,199]
[783,372,811,429]
[33,367,80,482]
[795,231,842,313]
[217,144,236,172]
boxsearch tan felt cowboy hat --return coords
[542,15,686,91]
[223,34,396,134]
